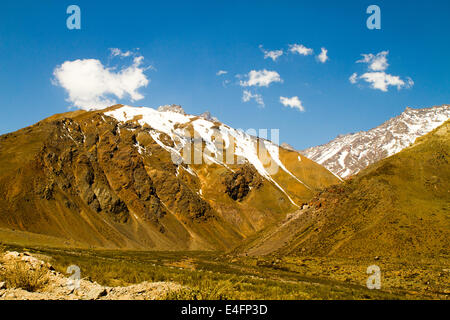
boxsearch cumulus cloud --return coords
[240,69,283,87]
[359,72,409,92]
[280,96,305,112]
[259,45,283,61]
[349,72,358,84]
[289,44,313,56]
[357,51,389,71]
[350,51,413,92]
[242,90,264,107]
[317,48,329,63]
[52,51,150,110]
[216,70,228,76]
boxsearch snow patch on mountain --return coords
[104,105,304,206]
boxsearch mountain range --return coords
[0,103,448,257]
[301,105,450,178]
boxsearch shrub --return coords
[163,279,235,300]
[0,261,49,292]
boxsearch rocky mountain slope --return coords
[241,120,450,258]
[301,105,450,178]
[0,105,338,250]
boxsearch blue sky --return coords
[0,0,449,149]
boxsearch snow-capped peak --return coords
[301,105,450,178]
[104,105,313,206]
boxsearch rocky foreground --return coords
[0,251,181,300]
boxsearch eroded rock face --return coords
[0,108,227,249]
[36,118,139,224]
[34,114,223,226]
[223,165,263,201]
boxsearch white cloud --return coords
[317,47,329,63]
[110,48,133,58]
[351,51,413,92]
[349,72,358,84]
[242,90,264,107]
[357,51,389,71]
[359,72,408,92]
[280,96,305,112]
[53,52,149,110]
[259,45,283,61]
[216,70,228,76]
[289,44,313,56]
[240,69,282,87]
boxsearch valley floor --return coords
[1,240,448,300]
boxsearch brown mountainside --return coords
[0,105,338,250]
[241,121,450,258]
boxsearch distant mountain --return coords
[240,120,450,258]
[301,105,450,178]
[0,104,338,250]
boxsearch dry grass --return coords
[0,260,49,292]
[0,245,417,299]
[163,279,237,300]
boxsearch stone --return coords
[199,111,218,122]
[157,104,185,114]
[4,251,20,260]
[281,143,295,151]
[86,287,107,300]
